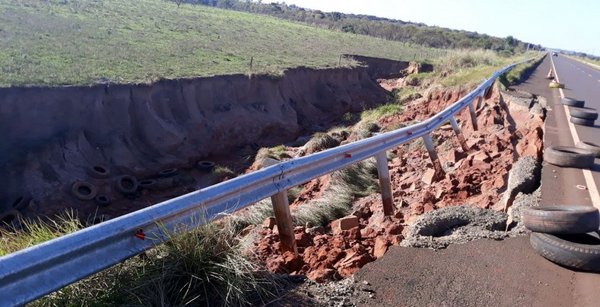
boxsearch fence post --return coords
[468,96,479,131]
[449,116,470,152]
[422,134,445,178]
[270,191,297,256]
[375,151,395,216]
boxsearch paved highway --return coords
[548,54,600,207]
[514,54,600,208]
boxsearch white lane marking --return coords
[550,56,600,208]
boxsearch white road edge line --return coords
[550,56,600,208]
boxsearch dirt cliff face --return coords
[0,58,408,218]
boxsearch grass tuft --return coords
[303,132,340,155]
[27,217,284,306]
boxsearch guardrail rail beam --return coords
[375,151,395,216]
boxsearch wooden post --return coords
[338,54,343,66]
[375,151,395,216]
[422,134,445,178]
[468,97,479,131]
[249,56,253,70]
[449,116,470,152]
[270,191,297,255]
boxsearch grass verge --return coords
[0,0,443,86]
[1,215,286,306]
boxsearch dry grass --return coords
[303,132,340,155]
[7,215,286,306]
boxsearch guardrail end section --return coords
[375,151,395,216]
[270,191,298,256]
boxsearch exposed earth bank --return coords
[0,56,416,220]
[249,81,545,283]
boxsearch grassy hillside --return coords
[0,0,443,87]
[187,0,541,53]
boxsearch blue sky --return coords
[269,0,600,55]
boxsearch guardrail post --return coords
[449,116,470,152]
[422,134,445,178]
[375,151,395,216]
[270,191,298,256]
[468,97,479,131]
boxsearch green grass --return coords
[500,54,545,86]
[0,0,443,87]
[0,211,83,256]
[2,213,284,306]
[437,49,538,87]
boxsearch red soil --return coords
[250,83,544,282]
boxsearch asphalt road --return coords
[354,55,600,306]
[548,55,600,208]
[513,55,600,207]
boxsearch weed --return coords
[293,159,378,227]
[29,216,285,306]
[304,132,340,155]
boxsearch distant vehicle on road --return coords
[552,52,559,57]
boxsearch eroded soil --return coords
[249,81,544,282]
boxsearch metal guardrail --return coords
[0,62,522,305]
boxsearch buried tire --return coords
[562,97,585,107]
[570,116,596,127]
[576,141,600,157]
[530,232,600,272]
[116,175,139,194]
[71,181,98,201]
[569,107,598,120]
[197,160,215,172]
[543,146,595,169]
[522,206,599,234]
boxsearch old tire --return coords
[543,146,595,168]
[569,107,598,120]
[71,181,98,201]
[522,206,599,234]
[530,232,600,272]
[570,116,596,127]
[139,179,158,190]
[116,175,139,194]
[576,141,600,157]
[197,161,215,172]
[562,97,585,107]
[94,195,111,207]
[158,168,179,178]
[88,165,111,179]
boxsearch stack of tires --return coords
[523,206,600,271]
[562,97,598,127]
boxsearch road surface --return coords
[545,54,600,207]
[353,55,600,306]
